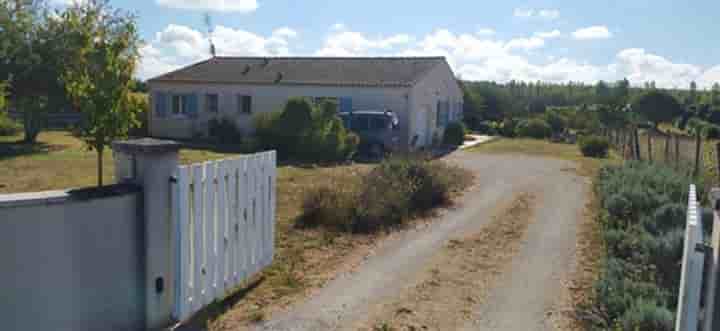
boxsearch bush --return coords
[544,111,567,134]
[208,117,243,145]
[499,118,517,137]
[619,300,674,331]
[0,111,21,136]
[298,156,472,233]
[578,135,609,158]
[127,92,148,137]
[443,122,466,146]
[253,98,357,162]
[515,118,551,138]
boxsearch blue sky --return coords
[54,0,720,88]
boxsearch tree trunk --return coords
[97,148,104,187]
[23,111,40,143]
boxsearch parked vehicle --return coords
[339,110,400,158]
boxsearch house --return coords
[147,56,463,149]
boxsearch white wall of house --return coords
[148,62,461,150]
[148,82,414,147]
[409,62,463,147]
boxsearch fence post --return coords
[705,188,720,331]
[634,127,642,161]
[648,131,653,162]
[113,138,181,331]
[695,132,702,177]
[676,134,681,169]
[676,185,704,331]
[665,134,671,162]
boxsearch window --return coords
[206,94,219,113]
[369,116,389,130]
[172,95,183,115]
[238,95,252,114]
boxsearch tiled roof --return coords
[148,56,447,87]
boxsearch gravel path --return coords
[254,152,590,331]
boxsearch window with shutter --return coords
[237,95,252,114]
[154,92,167,118]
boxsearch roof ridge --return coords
[213,56,446,61]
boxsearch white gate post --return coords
[113,138,180,330]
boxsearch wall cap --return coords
[0,184,141,209]
[112,138,181,155]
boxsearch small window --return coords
[352,115,370,131]
[206,94,219,113]
[238,95,252,114]
[172,95,183,115]
[369,116,389,130]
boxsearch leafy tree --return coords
[613,78,631,107]
[0,0,69,143]
[712,83,720,106]
[59,0,141,187]
[0,81,6,111]
[597,104,628,129]
[631,91,683,128]
[689,81,698,105]
[595,80,612,104]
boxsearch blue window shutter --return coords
[154,92,167,118]
[444,101,450,124]
[187,94,199,118]
[340,97,352,113]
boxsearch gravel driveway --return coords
[254,151,590,331]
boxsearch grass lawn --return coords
[0,130,374,329]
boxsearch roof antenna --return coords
[204,13,216,58]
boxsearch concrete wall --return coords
[409,61,464,147]
[0,186,144,331]
[147,82,413,147]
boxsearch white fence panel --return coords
[172,151,277,322]
[676,184,705,331]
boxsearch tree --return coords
[59,0,141,187]
[631,90,683,128]
[0,0,69,143]
[712,83,720,106]
[595,80,611,104]
[0,82,6,111]
[689,81,698,105]
[613,78,630,107]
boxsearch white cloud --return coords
[613,48,701,88]
[515,8,559,20]
[331,23,347,31]
[572,26,612,40]
[155,0,258,12]
[514,8,534,18]
[272,27,298,39]
[538,9,560,20]
[699,66,720,88]
[534,30,561,39]
[315,30,412,56]
[138,24,296,79]
[477,28,496,36]
[505,37,545,51]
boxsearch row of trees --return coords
[0,0,141,186]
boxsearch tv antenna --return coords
[204,13,216,58]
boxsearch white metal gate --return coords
[171,151,276,321]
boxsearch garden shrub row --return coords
[254,97,359,163]
[297,156,472,233]
[590,161,701,331]
[0,111,21,136]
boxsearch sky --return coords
[53,0,720,89]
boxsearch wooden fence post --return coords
[634,127,642,161]
[665,134,671,163]
[676,134,681,169]
[695,132,702,177]
[648,132,653,162]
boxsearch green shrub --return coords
[515,118,551,138]
[578,135,609,158]
[208,117,243,145]
[443,122,466,146]
[499,118,517,137]
[544,111,567,134]
[619,300,674,331]
[0,111,21,136]
[298,157,472,233]
[253,98,357,162]
[127,92,149,137]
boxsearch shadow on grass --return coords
[0,139,66,160]
[173,276,265,331]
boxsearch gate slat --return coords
[263,153,271,267]
[270,151,276,266]
[227,161,238,289]
[177,166,192,320]
[239,156,249,282]
[191,164,204,313]
[216,160,227,298]
[251,155,260,275]
[204,163,216,306]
